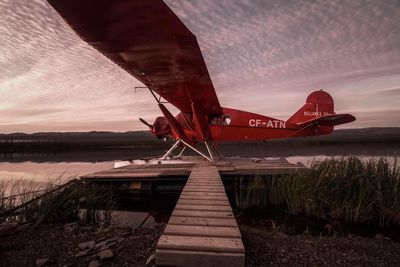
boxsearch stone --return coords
[79,241,95,250]
[75,250,90,258]
[146,253,155,266]
[108,241,117,247]
[106,237,119,243]
[63,223,77,232]
[375,233,391,240]
[35,258,49,266]
[95,241,107,249]
[121,231,131,237]
[98,249,113,260]
[88,260,100,267]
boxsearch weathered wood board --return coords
[80,156,306,182]
[155,165,245,266]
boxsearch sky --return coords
[0,0,399,133]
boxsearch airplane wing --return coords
[47,0,222,115]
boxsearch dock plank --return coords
[169,216,238,227]
[155,249,244,267]
[81,156,306,182]
[164,224,241,238]
[183,188,225,193]
[180,195,228,201]
[156,165,244,266]
[175,204,232,212]
[157,235,244,253]
[181,192,227,197]
[172,210,234,218]
[178,199,230,206]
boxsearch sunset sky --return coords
[0,0,399,133]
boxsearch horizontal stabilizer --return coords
[296,114,356,127]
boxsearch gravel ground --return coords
[0,223,163,267]
[1,223,400,266]
[241,225,400,266]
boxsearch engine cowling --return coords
[140,117,171,139]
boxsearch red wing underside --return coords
[47,0,222,115]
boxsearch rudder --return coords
[287,90,334,125]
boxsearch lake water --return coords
[1,141,398,184]
[0,161,114,183]
[0,154,397,184]
[1,146,398,235]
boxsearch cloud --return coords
[0,0,399,133]
[374,87,400,96]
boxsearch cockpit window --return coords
[209,114,232,125]
[222,115,231,125]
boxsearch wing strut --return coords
[160,139,215,162]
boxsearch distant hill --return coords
[0,131,155,143]
[0,127,399,146]
[274,127,400,145]
[0,128,398,161]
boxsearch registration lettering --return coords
[249,119,286,128]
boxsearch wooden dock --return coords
[155,165,245,266]
[80,157,307,265]
[81,156,305,184]
[80,157,306,195]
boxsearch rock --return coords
[121,231,131,237]
[146,253,155,266]
[79,241,95,250]
[35,258,49,266]
[375,233,391,241]
[375,234,384,239]
[88,260,100,267]
[64,223,77,232]
[75,250,90,258]
[108,241,117,247]
[98,249,113,260]
[106,237,119,243]
[95,241,107,249]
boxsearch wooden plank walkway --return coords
[80,157,306,182]
[155,165,245,266]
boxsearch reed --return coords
[234,156,400,227]
[0,178,115,225]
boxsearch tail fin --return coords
[287,90,355,136]
[287,90,335,124]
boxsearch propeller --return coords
[139,118,153,129]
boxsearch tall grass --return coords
[0,178,115,225]
[235,156,400,227]
[0,178,46,217]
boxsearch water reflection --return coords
[1,138,399,186]
[0,161,114,182]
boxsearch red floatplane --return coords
[48,0,355,161]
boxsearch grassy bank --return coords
[0,179,115,225]
[235,156,400,229]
